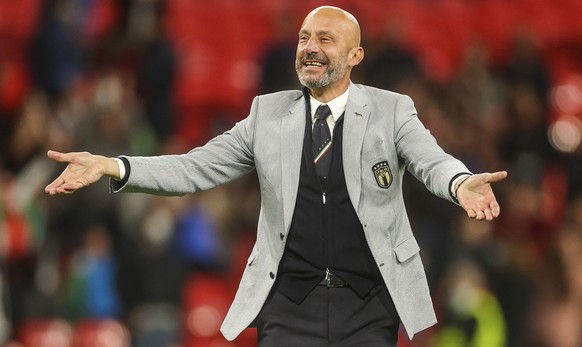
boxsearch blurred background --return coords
[1,0,582,346]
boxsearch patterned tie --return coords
[312,104,332,179]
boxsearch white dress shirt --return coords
[309,86,349,137]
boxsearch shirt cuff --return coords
[449,172,473,202]
[110,157,131,192]
[114,158,126,181]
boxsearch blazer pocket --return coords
[394,237,420,263]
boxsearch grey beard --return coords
[296,59,347,89]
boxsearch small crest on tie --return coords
[372,161,392,189]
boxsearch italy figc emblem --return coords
[372,161,392,189]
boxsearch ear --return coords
[348,47,364,67]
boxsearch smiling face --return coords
[295,6,364,101]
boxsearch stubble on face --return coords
[296,51,349,90]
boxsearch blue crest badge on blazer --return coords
[372,161,392,189]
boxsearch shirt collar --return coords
[309,86,350,123]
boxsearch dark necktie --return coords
[312,104,332,179]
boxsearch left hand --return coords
[457,171,508,221]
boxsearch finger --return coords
[47,186,68,195]
[48,186,72,195]
[45,176,64,193]
[490,201,501,218]
[46,182,64,195]
[484,209,494,221]
[49,180,82,195]
[47,150,76,164]
[47,150,64,162]
[475,211,485,221]
[45,175,79,195]
[486,170,508,184]
[467,209,477,219]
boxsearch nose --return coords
[303,37,319,54]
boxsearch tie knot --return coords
[315,104,331,121]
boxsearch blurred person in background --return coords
[259,8,301,94]
[364,16,422,95]
[525,194,582,347]
[433,259,506,347]
[62,223,121,320]
[42,6,507,347]
[117,195,185,347]
[132,0,178,144]
[29,0,83,105]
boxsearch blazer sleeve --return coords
[110,97,260,196]
[393,95,471,202]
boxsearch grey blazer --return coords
[113,82,470,341]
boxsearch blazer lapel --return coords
[343,83,370,211]
[281,95,306,231]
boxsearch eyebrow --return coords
[299,29,334,37]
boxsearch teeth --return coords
[305,61,323,67]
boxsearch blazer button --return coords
[279,233,284,240]
[269,272,275,279]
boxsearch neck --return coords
[308,80,350,103]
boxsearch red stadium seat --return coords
[16,319,73,347]
[182,274,257,346]
[71,319,130,347]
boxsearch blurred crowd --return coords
[1,0,582,347]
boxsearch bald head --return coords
[303,6,361,48]
[295,6,364,100]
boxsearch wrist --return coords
[454,175,471,197]
[99,156,121,180]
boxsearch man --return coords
[45,6,507,347]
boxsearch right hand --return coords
[457,171,508,221]
[44,150,119,195]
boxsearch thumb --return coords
[487,170,508,184]
[47,150,73,163]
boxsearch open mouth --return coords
[305,61,325,67]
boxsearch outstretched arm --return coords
[44,150,121,195]
[457,171,508,221]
